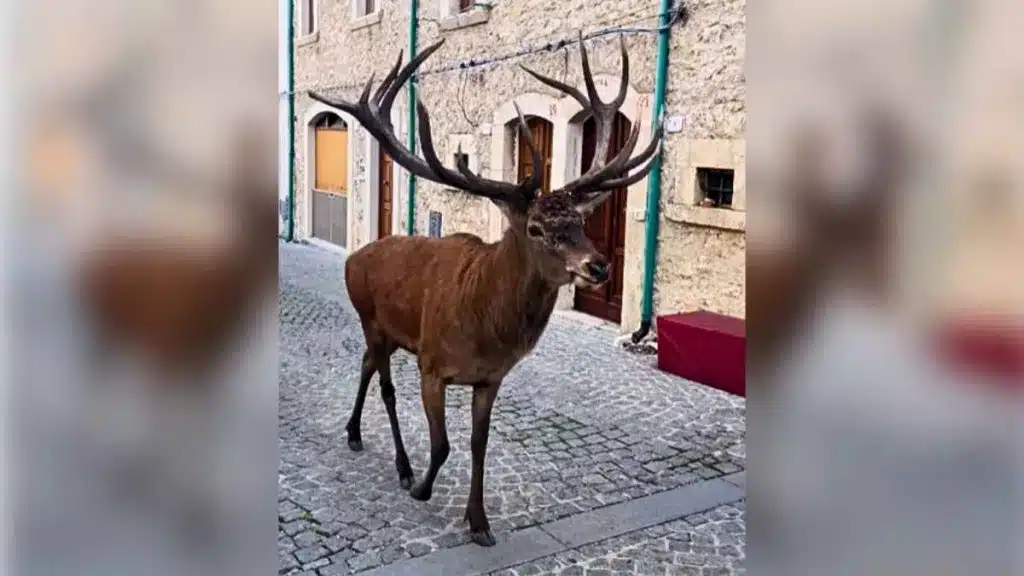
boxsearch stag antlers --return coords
[308,32,662,214]
[522,32,663,212]
[309,41,542,212]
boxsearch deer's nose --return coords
[586,259,610,282]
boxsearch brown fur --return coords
[347,220,562,383]
[325,34,659,548]
[343,204,602,547]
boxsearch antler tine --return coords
[610,36,629,109]
[307,88,438,182]
[577,31,602,110]
[519,66,589,111]
[359,72,376,106]
[515,33,663,211]
[309,40,542,208]
[619,126,664,174]
[372,51,404,109]
[569,139,661,214]
[414,96,490,195]
[308,90,358,115]
[587,138,662,193]
[416,95,540,204]
[380,40,445,120]
[513,101,544,196]
[563,120,642,192]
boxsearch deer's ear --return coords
[573,191,612,218]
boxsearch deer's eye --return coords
[527,224,544,239]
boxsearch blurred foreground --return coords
[5,0,1023,575]
[749,0,1022,574]
[13,0,279,574]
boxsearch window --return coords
[696,167,734,208]
[439,0,490,29]
[355,0,377,17]
[300,0,317,36]
[453,151,470,170]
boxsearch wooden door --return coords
[312,114,349,247]
[314,127,348,193]
[378,150,393,237]
[573,113,631,323]
[517,117,553,195]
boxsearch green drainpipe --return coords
[286,0,296,242]
[631,0,673,343]
[405,0,419,235]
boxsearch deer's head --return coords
[308,33,661,288]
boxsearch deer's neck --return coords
[482,228,561,349]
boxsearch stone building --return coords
[291,0,745,331]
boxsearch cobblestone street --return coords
[279,242,746,575]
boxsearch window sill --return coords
[439,9,489,31]
[349,11,382,30]
[296,31,319,47]
[664,203,745,232]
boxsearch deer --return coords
[308,33,662,547]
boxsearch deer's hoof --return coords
[399,475,414,490]
[409,482,432,501]
[470,529,496,547]
[347,439,364,452]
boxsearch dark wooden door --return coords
[517,117,553,195]
[378,150,393,237]
[574,113,631,323]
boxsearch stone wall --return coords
[293,0,746,327]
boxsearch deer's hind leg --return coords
[346,319,389,451]
[376,343,414,489]
[345,349,376,452]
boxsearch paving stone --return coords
[318,561,354,575]
[279,551,299,573]
[293,545,329,565]
[301,558,329,571]
[346,551,382,572]
[278,243,746,574]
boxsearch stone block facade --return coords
[292,0,745,330]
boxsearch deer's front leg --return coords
[465,381,500,547]
[409,373,448,502]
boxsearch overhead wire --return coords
[299,1,685,95]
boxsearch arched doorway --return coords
[574,112,631,323]
[517,116,553,195]
[310,112,349,248]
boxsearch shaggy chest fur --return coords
[345,230,562,385]
[419,237,560,383]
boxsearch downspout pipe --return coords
[286,0,297,242]
[406,0,419,235]
[631,0,673,344]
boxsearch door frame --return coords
[571,112,631,323]
[365,107,403,243]
[559,76,650,325]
